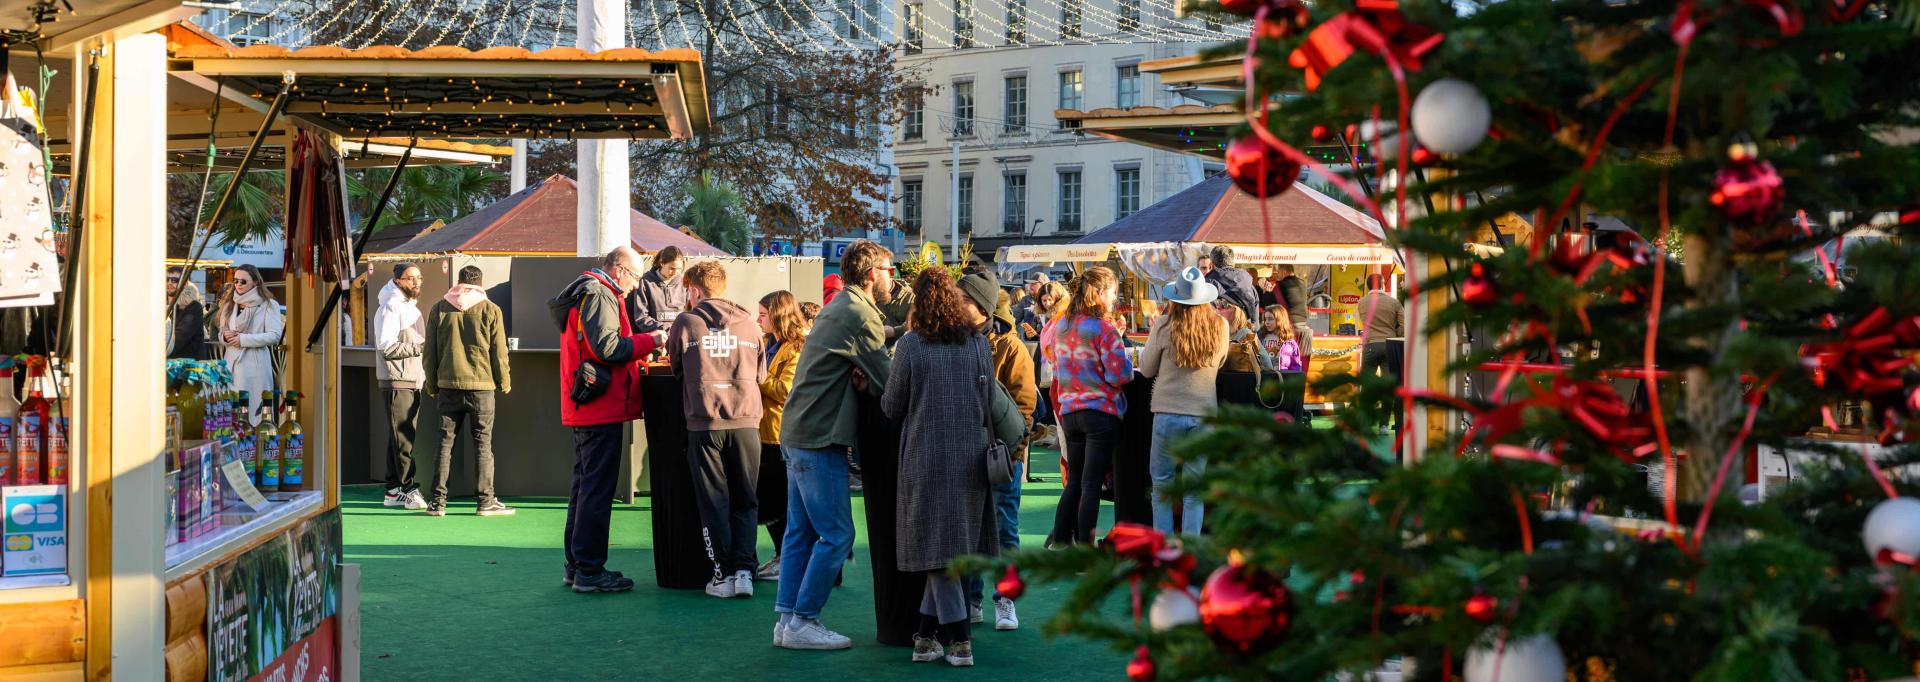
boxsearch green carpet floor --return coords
[344,448,1125,680]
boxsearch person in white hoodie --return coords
[374,263,429,510]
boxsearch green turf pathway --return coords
[345,448,1126,679]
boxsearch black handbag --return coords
[979,339,1017,486]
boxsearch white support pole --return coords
[510,139,528,193]
[949,141,960,262]
[576,0,629,257]
[108,32,167,673]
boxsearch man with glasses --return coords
[550,247,668,593]
[374,263,429,510]
[772,239,896,650]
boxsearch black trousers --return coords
[1362,340,1404,427]
[383,388,419,493]
[758,443,788,549]
[688,427,761,578]
[432,390,497,506]
[1053,410,1123,544]
[566,423,624,576]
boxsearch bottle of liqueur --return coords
[257,390,280,492]
[46,385,68,486]
[279,391,303,490]
[0,360,18,485]
[16,357,48,485]
[232,391,255,483]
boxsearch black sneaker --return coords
[572,571,635,593]
[425,503,447,517]
[564,568,624,587]
[476,501,517,517]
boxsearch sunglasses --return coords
[167,276,182,283]
[235,279,253,285]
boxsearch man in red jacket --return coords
[551,246,665,593]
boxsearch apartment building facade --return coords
[891,0,1229,259]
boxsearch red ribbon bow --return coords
[1802,307,1920,399]
[1443,374,1653,464]
[1287,0,1443,91]
[1104,523,1199,587]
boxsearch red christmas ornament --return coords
[1410,146,1435,166]
[1463,593,1499,622]
[1127,645,1158,681]
[1310,124,1331,141]
[1460,262,1498,307]
[1709,143,1784,226]
[996,564,1026,601]
[1225,137,1302,199]
[1199,564,1293,655]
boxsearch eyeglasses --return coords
[234,279,253,285]
[166,276,182,283]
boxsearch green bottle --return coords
[258,390,280,492]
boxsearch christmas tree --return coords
[984,0,1920,678]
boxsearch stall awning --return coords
[998,243,1119,263]
[1075,174,1386,252]
[166,43,711,140]
[1055,104,1240,160]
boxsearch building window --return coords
[1002,174,1027,233]
[958,175,975,234]
[952,81,974,137]
[954,0,975,48]
[1117,64,1141,108]
[1115,167,1141,219]
[1060,0,1082,40]
[1058,170,1083,231]
[904,94,924,140]
[1118,0,1141,32]
[1058,69,1083,113]
[902,180,924,232]
[862,0,880,37]
[1004,76,1027,133]
[1006,0,1028,44]
[903,3,924,51]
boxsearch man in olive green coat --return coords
[423,265,514,517]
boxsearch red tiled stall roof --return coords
[1076,174,1382,246]
[385,174,724,256]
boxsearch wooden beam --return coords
[80,44,115,682]
[106,32,169,677]
[284,101,665,116]
[0,601,85,667]
[45,0,196,57]
[178,57,669,80]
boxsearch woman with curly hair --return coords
[881,267,998,667]
[1040,266,1134,547]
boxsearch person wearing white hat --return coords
[1137,267,1230,535]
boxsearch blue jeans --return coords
[967,460,1024,606]
[1150,414,1207,535]
[774,445,855,620]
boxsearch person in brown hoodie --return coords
[668,261,767,599]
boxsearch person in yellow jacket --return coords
[755,290,808,581]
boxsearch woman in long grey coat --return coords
[881,267,997,668]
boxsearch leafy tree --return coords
[671,173,753,255]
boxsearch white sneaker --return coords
[773,621,786,647]
[705,576,737,599]
[734,571,754,598]
[994,597,1019,631]
[382,488,403,507]
[780,620,853,650]
[911,635,944,662]
[945,640,975,667]
[970,603,984,624]
[401,490,428,511]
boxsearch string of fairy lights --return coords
[225,0,1240,56]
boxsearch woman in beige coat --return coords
[218,264,285,416]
